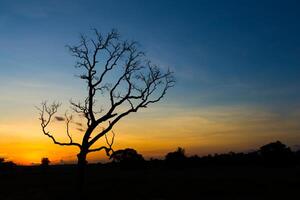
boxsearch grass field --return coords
[0,164,299,200]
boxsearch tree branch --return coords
[88,129,115,156]
[37,102,81,148]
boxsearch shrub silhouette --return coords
[165,147,186,162]
[0,158,16,169]
[41,157,50,167]
[165,147,187,168]
[110,148,144,169]
[259,141,293,165]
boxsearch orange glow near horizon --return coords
[1,105,300,165]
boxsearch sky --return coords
[0,0,300,164]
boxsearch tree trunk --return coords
[77,151,87,200]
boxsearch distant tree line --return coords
[107,141,300,169]
[1,141,300,170]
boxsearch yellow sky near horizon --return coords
[1,104,300,165]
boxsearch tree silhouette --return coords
[0,158,16,169]
[110,148,144,162]
[165,147,187,166]
[110,148,144,169]
[37,29,174,187]
[166,147,186,160]
[41,157,50,167]
[259,141,293,165]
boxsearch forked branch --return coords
[88,129,115,156]
[36,102,81,148]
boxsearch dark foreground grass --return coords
[0,164,299,200]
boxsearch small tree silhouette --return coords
[110,148,144,169]
[0,158,16,169]
[41,157,50,167]
[110,148,144,163]
[259,141,293,165]
[165,147,187,164]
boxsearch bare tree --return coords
[37,28,174,181]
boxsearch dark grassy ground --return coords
[0,164,299,200]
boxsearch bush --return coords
[41,157,50,167]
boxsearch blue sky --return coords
[1,0,299,110]
[1,0,300,163]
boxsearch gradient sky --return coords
[0,0,300,164]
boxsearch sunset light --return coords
[0,1,300,199]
